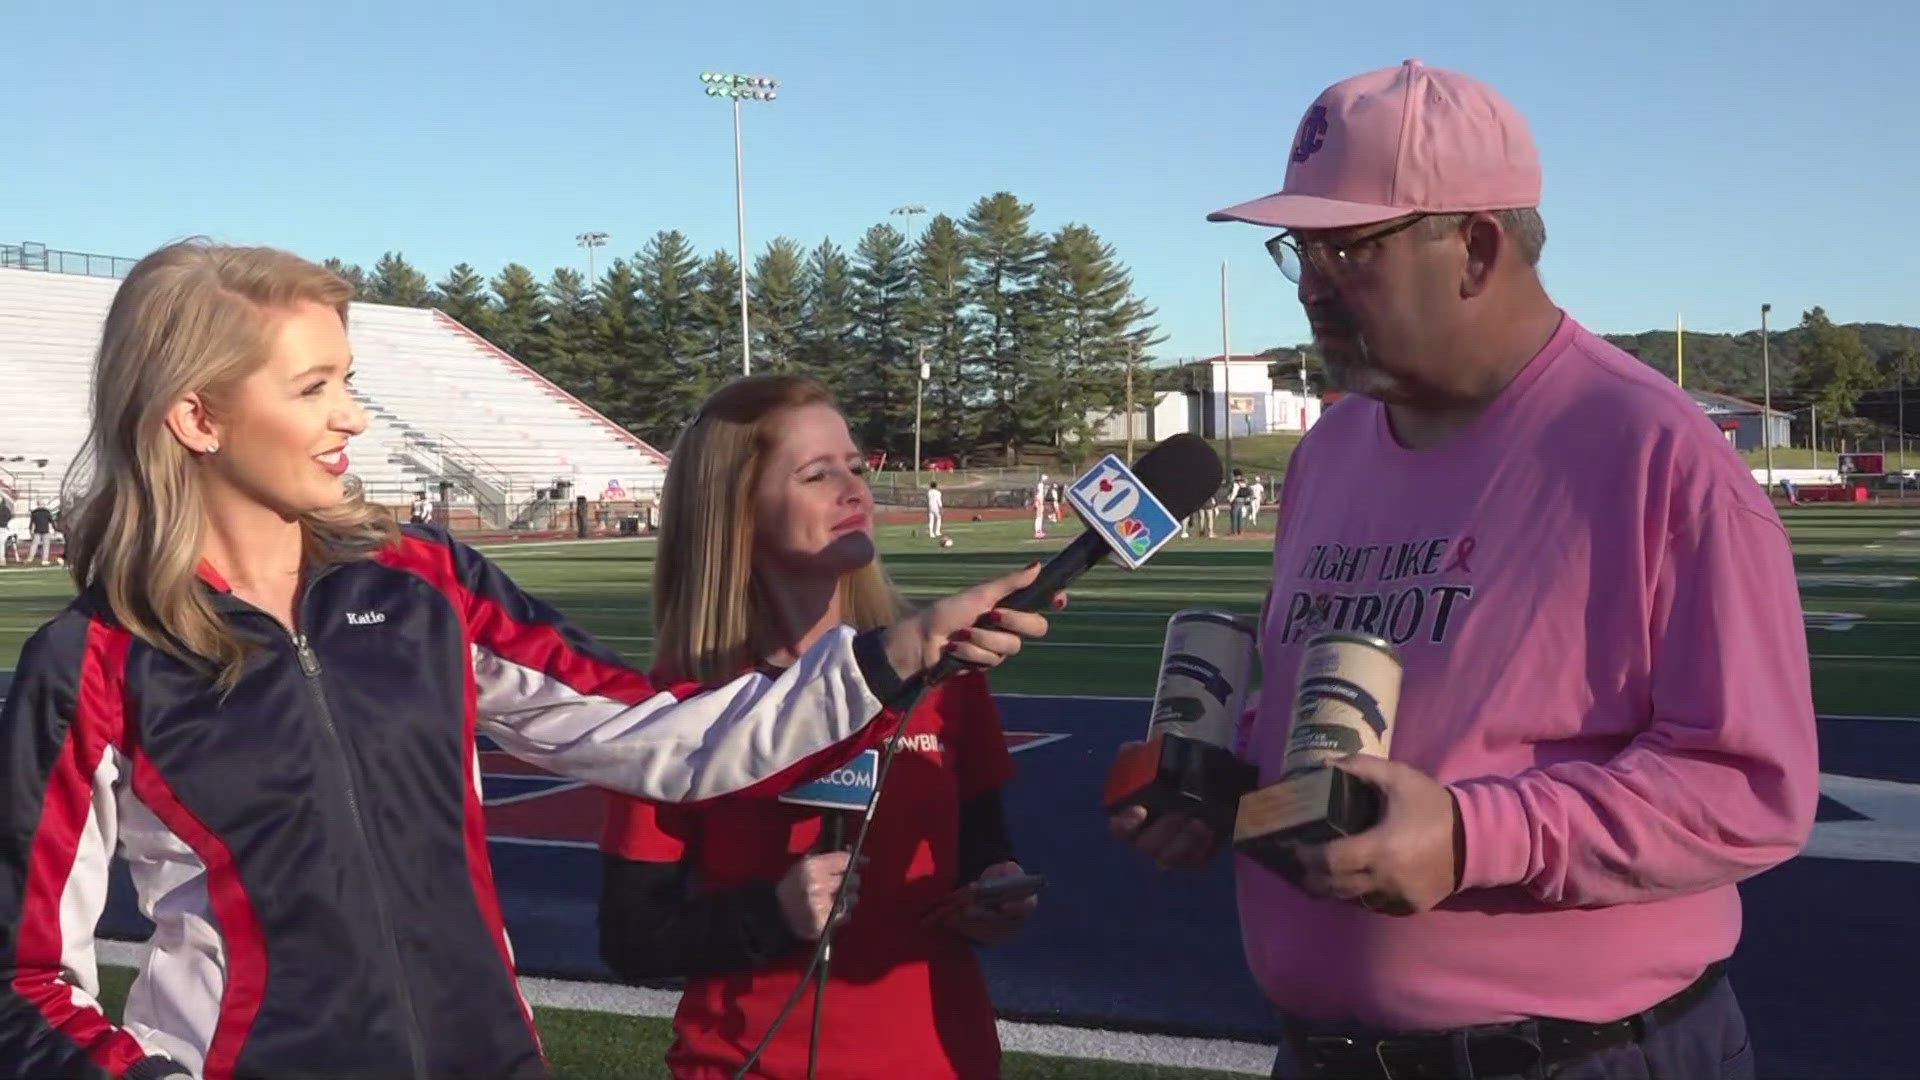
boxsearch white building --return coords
[1081,353,1322,442]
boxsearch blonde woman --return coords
[0,241,1050,1080]
[599,375,1041,1080]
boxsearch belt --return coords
[1283,961,1727,1080]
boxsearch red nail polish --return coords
[952,629,972,643]
[1026,561,1040,570]
[981,611,1002,626]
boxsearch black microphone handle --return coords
[922,530,1113,687]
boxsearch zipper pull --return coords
[293,634,321,678]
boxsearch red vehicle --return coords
[922,457,956,472]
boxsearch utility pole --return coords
[1761,303,1773,493]
[1125,340,1137,463]
[1220,260,1233,483]
[913,345,928,489]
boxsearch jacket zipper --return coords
[289,617,430,1079]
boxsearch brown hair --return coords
[64,239,397,687]
[652,374,902,684]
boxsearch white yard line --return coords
[93,941,1274,1073]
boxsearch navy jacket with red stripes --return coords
[0,528,904,1079]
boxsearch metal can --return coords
[1147,610,1259,750]
[1282,631,1400,777]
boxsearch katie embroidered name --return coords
[346,611,387,626]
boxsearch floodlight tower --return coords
[700,71,779,375]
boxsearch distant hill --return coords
[1602,322,1920,405]
[1257,319,1920,420]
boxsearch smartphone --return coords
[968,872,1048,903]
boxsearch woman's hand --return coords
[882,563,1063,679]
[939,862,1040,947]
[775,852,863,941]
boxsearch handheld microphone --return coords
[779,749,881,851]
[917,433,1224,690]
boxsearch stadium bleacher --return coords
[0,266,666,527]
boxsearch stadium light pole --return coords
[1762,303,1774,495]
[702,71,778,375]
[575,232,607,283]
[892,205,928,481]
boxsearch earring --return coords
[205,441,219,455]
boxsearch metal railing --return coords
[0,243,138,280]
[392,429,523,529]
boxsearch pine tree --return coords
[366,252,431,307]
[535,267,600,406]
[911,215,974,461]
[593,259,646,434]
[489,264,546,362]
[750,238,807,372]
[1034,224,1158,448]
[797,239,860,399]
[694,250,744,390]
[321,258,366,298]
[633,230,706,442]
[433,263,494,335]
[851,224,917,456]
[962,193,1047,461]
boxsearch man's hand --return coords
[1107,750,1224,872]
[1285,754,1463,914]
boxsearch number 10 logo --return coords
[1074,463,1141,522]
[1065,455,1180,570]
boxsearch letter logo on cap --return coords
[1291,105,1329,164]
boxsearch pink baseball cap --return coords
[1207,59,1541,231]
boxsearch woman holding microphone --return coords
[0,241,1050,1080]
[598,374,1042,1080]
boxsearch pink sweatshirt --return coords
[1237,314,1818,1030]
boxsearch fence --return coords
[1,243,138,280]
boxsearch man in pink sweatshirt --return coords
[1110,60,1817,1079]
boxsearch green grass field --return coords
[6,504,1920,712]
[7,502,1919,1077]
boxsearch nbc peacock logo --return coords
[1116,517,1153,556]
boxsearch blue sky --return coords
[7,0,1916,363]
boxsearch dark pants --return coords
[1271,977,1754,1080]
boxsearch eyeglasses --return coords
[1265,214,1429,284]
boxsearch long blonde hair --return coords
[64,239,398,687]
[652,374,903,685]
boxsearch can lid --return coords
[1306,630,1399,657]
[1170,609,1258,635]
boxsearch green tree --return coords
[533,267,600,404]
[366,252,431,307]
[1032,224,1158,449]
[321,258,366,298]
[489,264,546,361]
[593,259,646,433]
[910,215,975,461]
[633,230,705,441]
[851,224,918,456]
[797,239,860,396]
[1794,306,1877,420]
[432,263,494,335]
[693,250,744,388]
[750,238,807,372]
[962,193,1048,461]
